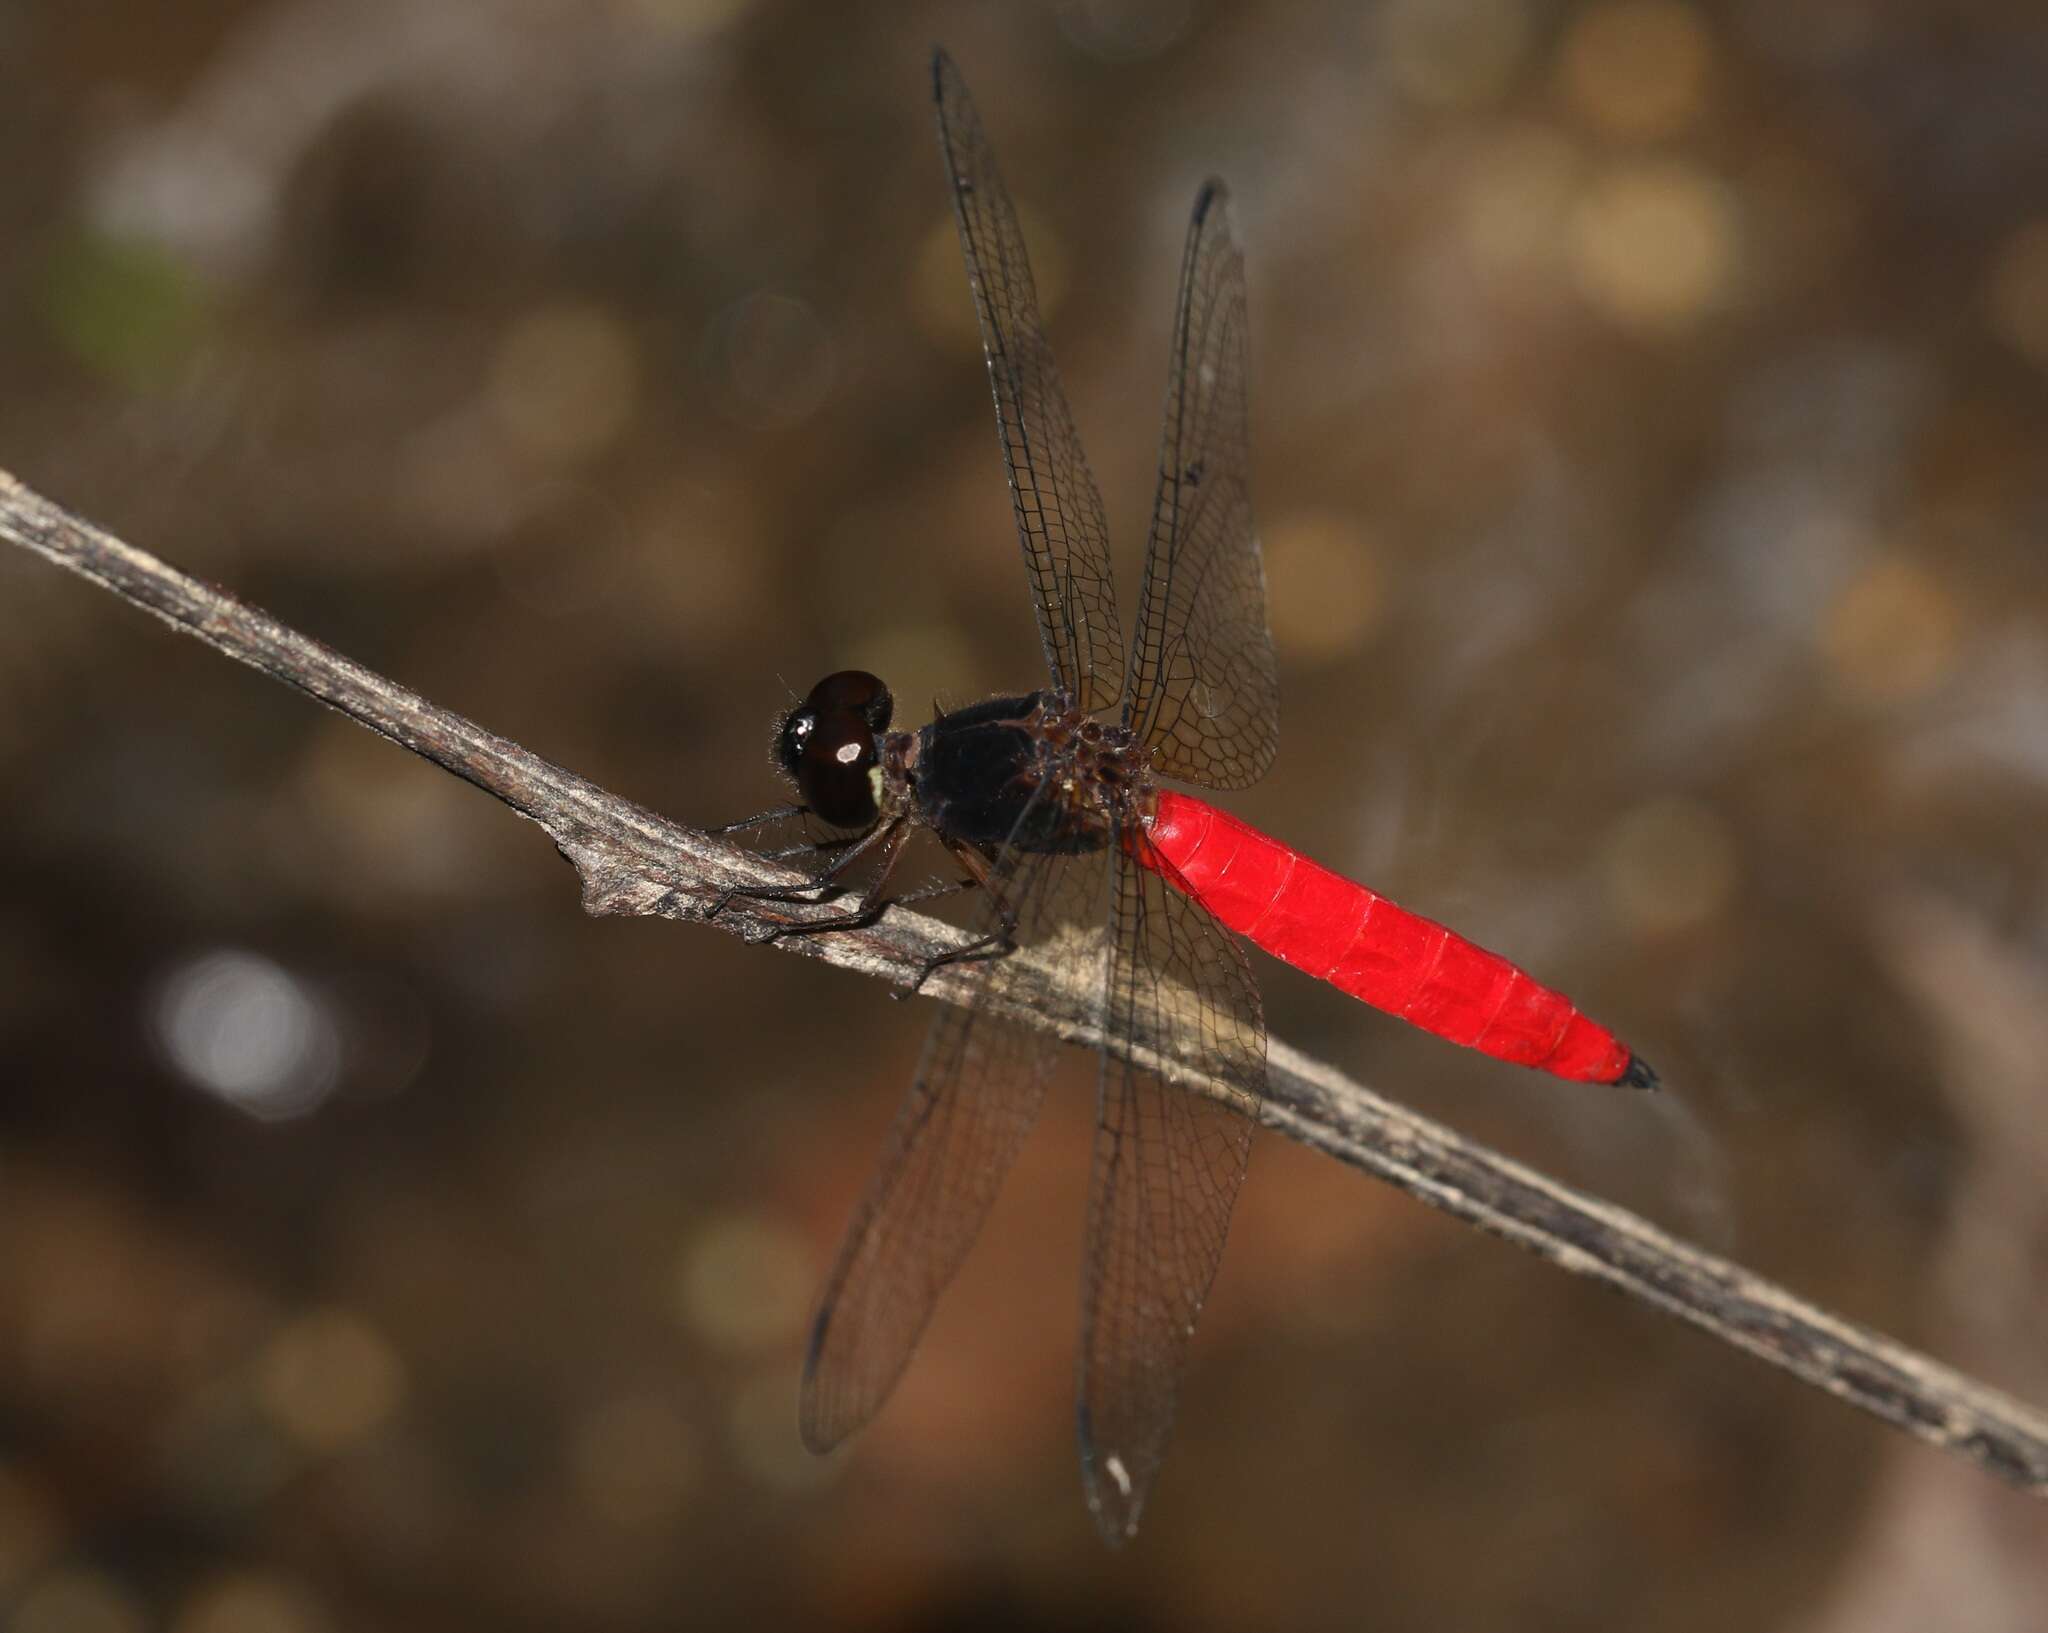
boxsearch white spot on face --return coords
[1104,1454,1132,1498]
[834,741,861,765]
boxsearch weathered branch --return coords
[5,465,2046,1494]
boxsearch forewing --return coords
[1124,183,1279,790]
[799,809,1114,1453]
[1076,820,1264,1543]
[932,49,1124,714]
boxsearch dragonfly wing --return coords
[1125,182,1279,791]
[932,49,1125,715]
[800,806,1114,1453]
[1076,816,1264,1543]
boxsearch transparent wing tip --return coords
[795,1403,840,1457]
[1077,1404,1150,1546]
[796,1302,858,1455]
[795,1384,847,1458]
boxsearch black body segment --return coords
[915,692,1112,855]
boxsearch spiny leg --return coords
[706,815,900,926]
[900,840,1019,996]
[710,802,879,863]
[757,871,979,945]
[758,831,871,865]
[709,804,806,836]
[743,820,913,943]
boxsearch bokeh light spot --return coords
[488,301,641,465]
[1603,796,1739,935]
[705,291,837,429]
[1735,0,1877,68]
[674,1212,814,1353]
[1558,1,1715,139]
[175,1571,330,1633]
[1985,218,2048,371]
[11,1569,148,1633]
[627,0,757,37]
[1263,513,1387,659]
[1380,0,1532,108]
[40,230,206,384]
[254,1309,406,1453]
[1570,160,1738,328]
[295,724,504,902]
[397,408,532,550]
[621,471,773,646]
[150,950,342,1121]
[729,1365,839,1494]
[1057,0,1192,61]
[0,1466,64,1595]
[569,1395,700,1529]
[1458,125,1582,278]
[491,483,631,616]
[1820,557,1962,704]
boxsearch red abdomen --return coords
[1140,790,1647,1086]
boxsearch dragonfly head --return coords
[775,670,895,829]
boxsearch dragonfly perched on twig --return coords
[713,48,1653,1544]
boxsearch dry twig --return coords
[5,466,2046,1495]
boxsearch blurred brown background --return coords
[4,0,2048,1628]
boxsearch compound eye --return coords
[774,705,819,779]
[773,672,890,828]
[797,711,881,829]
[806,670,893,733]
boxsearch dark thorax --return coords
[910,691,1152,857]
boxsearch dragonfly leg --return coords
[757,831,869,864]
[708,804,807,836]
[706,816,895,927]
[748,824,914,941]
[714,819,918,943]
[708,803,875,864]
[731,823,1000,977]
[899,841,1018,996]
[756,869,977,945]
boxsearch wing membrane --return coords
[799,806,1114,1452]
[1076,818,1264,1543]
[932,49,1124,714]
[1125,182,1279,789]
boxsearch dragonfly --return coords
[713,49,1654,1544]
